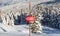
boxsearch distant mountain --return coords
[0,0,51,7]
[0,0,27,7]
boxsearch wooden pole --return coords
[28,0,31,14]
[29,24,30,36]
[28,0,31,36]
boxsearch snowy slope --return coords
[0,23,17,32]
[0,25,60,36]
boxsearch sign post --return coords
[26,16,34,36]
[28,0,31,36]
[26,0,34,36]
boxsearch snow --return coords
[0,23,17,32]
[0,25,60,36]
[0,28,4,32]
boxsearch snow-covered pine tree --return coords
[30,12,42,33]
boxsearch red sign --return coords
[26,16,34,23]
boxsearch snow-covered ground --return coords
[0,24,17,32]
[0,25,60,36]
